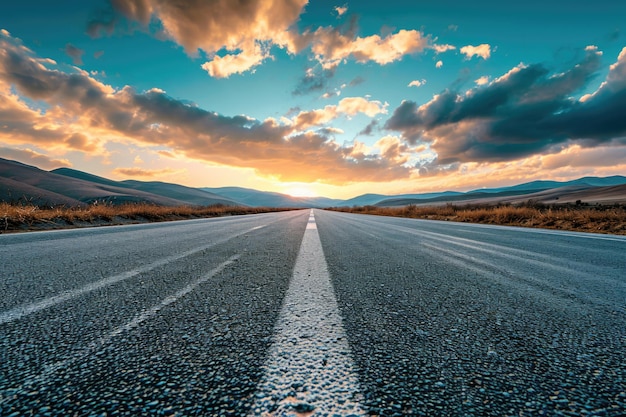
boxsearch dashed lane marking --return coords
[7,255,240,394]
[0,225,265,325]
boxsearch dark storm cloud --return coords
[357,119,378,136]
[385,46,626,164]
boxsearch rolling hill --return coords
[1,158,239,207]
[2,157,625,208]
[200,186,343,208]
[375,179,626,207]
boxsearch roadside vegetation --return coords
[0,202,298,233]
[327,201,626,235]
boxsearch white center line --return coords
[250,210,366,416]
[0,225,265,325]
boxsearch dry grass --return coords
[327,202,626,235]
[0,202,298,233]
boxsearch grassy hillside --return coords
[1,202,298,233]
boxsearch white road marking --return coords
[306,211,317,229]
[250,210,366,416]
[17,255,239,390]
[0,225,265,325]
[106,254,240,339]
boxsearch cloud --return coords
[349,76,365,87]
[91,0,308,78]
[292,96,388,130]
[540,144,626,170]
[91,1,446,78]
[337,96,388,117]
[334,5,348,17]
[201,43,269,78]
[292,65,336,96]
[408,79,426,88]
[303,22,431,67]
[385,46,626,166]
[113,166,177,177]
[0,147,71,169]
[432,44,456,54]
[373,135,412,164]
[321,90,340,99]
[0,31,410,184]
[65,133,102,152]
[357,120,378,136]
[460,44,491,60]
[65,43,84,65]
[475,75,489,85]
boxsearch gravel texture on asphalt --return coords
[1,211,308,416]
[2,209,625,416]
[315,209,626,417]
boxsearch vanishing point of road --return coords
[1,209,625,416]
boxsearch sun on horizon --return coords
[284,185,319,198]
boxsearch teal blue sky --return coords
[2,1,626,198]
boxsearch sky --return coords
[1,0,626,199]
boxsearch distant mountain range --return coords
[1,157,625,208]
[0,158,238,207]
[199,186,343,208]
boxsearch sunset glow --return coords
[284,186,318,198]
[1,1,626,199]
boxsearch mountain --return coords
[466,176,626,194]
[0,163,82,206]
[51,167,239,206]
[3,156,626,208]
[120,180,239,206]
[1,158,184,206]
[1,158,238,207]
[51,167,127,188]
[376,177,626,207]
[201,186,342,208]
[339,191,463,207]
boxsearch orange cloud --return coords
[337,96,387,117]
[460,44,491,60]
[113,166,178,177]
[0,31,410,184]
[373,135,412,164]
[0,147,71,169]
[474,75,489,85]
[201,43,270,78]
[93,1,447,78]
[408,79,426,88]
[305,27,430,67]
[334,5,348,17]
[291,97,387,130]
[431,44,456,54]
[96,0,307,78]
[65,133,102,153]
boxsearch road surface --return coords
[1,209,624,416]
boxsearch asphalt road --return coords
[1,209,624,416]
